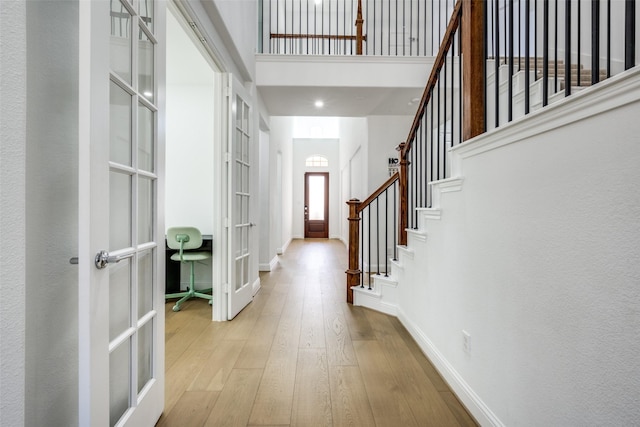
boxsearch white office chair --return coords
[165,227,212,312]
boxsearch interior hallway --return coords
[157,239,478,426]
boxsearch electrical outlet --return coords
[462,330,471,354]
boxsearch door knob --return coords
[94,250,134,269]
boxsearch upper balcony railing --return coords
[259,0,459,56]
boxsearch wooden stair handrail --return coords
[356,172,399,214]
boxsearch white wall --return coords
[269,117,295,251]
[165,9,216,236]
[292,138,340,239]
[366,115,412,192]
[0,2,27,426]
[258,130,272,270]
[397,70,640,426]
[0,2,80,426]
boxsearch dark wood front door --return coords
[304,172,329,238]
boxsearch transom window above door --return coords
[305,155,328,167]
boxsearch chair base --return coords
[165,287,213,312]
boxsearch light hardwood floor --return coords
[157,239,478,427]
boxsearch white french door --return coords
[226,78,254,319]
[78,1,165,426]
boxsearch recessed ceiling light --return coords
[143,91,153,98]
[315,100,324,108]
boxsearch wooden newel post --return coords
[462,0,486,140]
[355,0,364,55]
[346,198,361,303]
[398,142,408,246]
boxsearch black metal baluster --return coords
[543,0,549,106]
[437,75,441,181]
[535,0,538,81]
[625,0,636,69]
[417,0,420,57]
[608,0,612,77]
[577,0,581,86]
[554,0,558,94]
[495,0,501,127]
[403,0,407,56]
[429,88,434,207]
[388,0,391,55]
[376,198,380,275]
[565,0,571,96]
[418,122,422,208]
[444,57,448,176]
[525,0,530,113]
[460,27,465,137]
[393,182,397,261]
[385,190,389,276]
[518,0,522,70]
[328,0,331,54]
[360,210,364,287]
[509,0,514,122]
[367,205,371,290]
[409,0,413,56]
[592,0,600,85]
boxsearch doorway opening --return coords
[304,172,329,238]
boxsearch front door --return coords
[227,78,254,319]
[78,1,164,425]
[304,172,329,238]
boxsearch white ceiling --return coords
[258,85,425,117]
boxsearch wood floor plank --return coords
[324,309,357,366]
[156,390,219,427]
[441,391,480,427]
[387,316,453,392]
[233,314,280,369]
[353,339,420,427]
[188,339,245,392]
[291,349,333,426]
[328,365,376,427]
[203,369,262,427]
[247,301,302,425]
[364,309,461,426]
[341,304,376,341]
[165,303,214,370]
[164,348,213,414]
[299,289,326,349]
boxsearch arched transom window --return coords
[305,155,328,167]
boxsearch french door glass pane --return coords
[138,320,153,394]
[110,0,132,84]
[138,176,153,244]
[138,249,153,315]
[109,340,131,427]
[110,81,132,166]
[242,164,249,193]
[242,256,249,284]
[109,258,131,341]
[138,103,154,172]
[242,195,249,223]
[138,25,154,102]
[110,171,132,250]
[235,259,242,291]
[309,176,325,220]
[138,0,154,32]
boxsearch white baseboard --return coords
[396,307,504,427]
[252,277,261,296]
[259,255,279,272]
